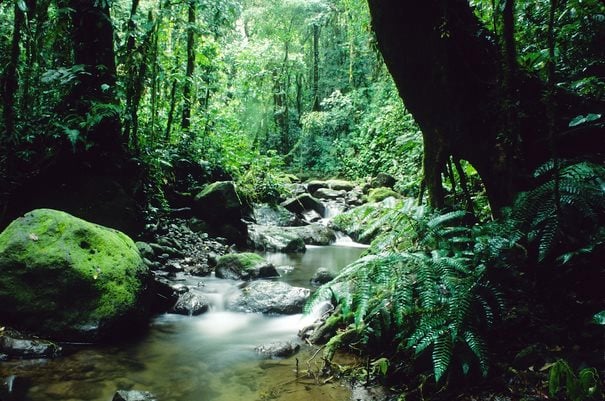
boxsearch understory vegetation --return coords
[307,160,604,397]
[1,0,604,399]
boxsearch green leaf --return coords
[17,0,27,11]
[592,310,605,325]
[569,113,601,127]
[63,128,80,145]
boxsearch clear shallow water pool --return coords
[1,243,365,401]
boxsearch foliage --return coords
[548,360,602,401]
[510,160,605,263]
[309,209,512,382]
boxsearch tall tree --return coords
[367,0,604,212]
[65,0,122,154]
[181,0,197,133]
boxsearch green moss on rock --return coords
[218,253,265,270]
[367,187,400,203]
[0,209,148,341]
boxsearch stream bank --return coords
[1,177,397,401]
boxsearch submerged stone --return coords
[0,209,149,341]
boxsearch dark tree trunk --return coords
[181,0,196,133]
[2,0,24,143]
[66,0,122,154]
[165,79,178,142]
[312,23,320,111]
[367,0,605,212]
[123,0,141,150]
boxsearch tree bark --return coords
[66,0,122,154]
[181,0,196,133]
[312,23,320,111]
[367,0,605,212]
[2,0,24,143]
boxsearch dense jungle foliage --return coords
[0,0,604,399]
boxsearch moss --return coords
[195,181,242,209]
[0,209,146,339]
[217,252,265,271]
[367,187,399,203]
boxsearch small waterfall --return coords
[333,231,370,248]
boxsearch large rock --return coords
[0,329,61,359]
[255,341,300,358]
[252,203,300,227]
[370,173,397,189]
[193,181,250,246]
[215,253,279,280]
[173,291,211,316]
[248,225,306,253]
[313,188,346,200]
[307,179,356,194]
[248,224,336,251]
[226,280,310,314]
[367,187,400,203]
[280,194,325,216]
[0,209,149,341]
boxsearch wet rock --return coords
[310,268,335,286]
[173,291,210,316]
[252,204,301,227]
[248,224,335,251]
[227,280,310,314]
[280,194,325,216]
[301,209,323,224]
[149,275,179,313]
[0,329,61,359]
[193,181,250,246]
[0,209,149,341]
[255,341,301,358]
[248,225,307,253]
[313,188,346,200]
[215,253,279,280]
[307,179,356,194]
[135,242,155,259]
[371,173,397,189]
[112,390,158,401]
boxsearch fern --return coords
[511,160,605,263]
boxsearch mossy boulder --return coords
[367,187,400,203]
[193,181,250,246]
[215,253,279,280]
[0,209,149,341]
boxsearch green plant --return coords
[548,360,602,401]
[511,160,605,263]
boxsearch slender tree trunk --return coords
[165,79,178,143]
[2,0,24,143]
[181,0,196,133]
[123,0,140,150]
[150,7,161,143]
[312,23,320,111]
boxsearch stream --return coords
[1,241,366,401]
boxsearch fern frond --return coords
[463,330,489,377]
[432,331,453,381]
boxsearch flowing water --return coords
[0,243,366,401]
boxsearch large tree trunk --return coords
[66,0,122,154]
[367,0,605,212]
